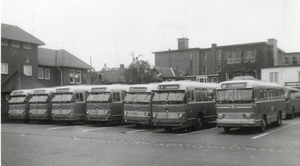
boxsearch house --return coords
[96,64,125,84]
[38,47,94,86]
[153,66,185,82]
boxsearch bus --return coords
[216,80,286,133]
[151,81,217,131]
[86,84,129,125]
[285,87,300,119]
[29,87,56,123]
[123,84,158,126]
[8,89,33,123]
[51,85,91,124]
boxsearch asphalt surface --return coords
[1,117,300,166]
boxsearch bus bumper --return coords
[124,116,152,125]
[152,119,187,127]
[217,119,260,127]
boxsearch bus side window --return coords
[207,88,214,101]
[202,89,208,101]
[195,89,201,102]
[188,90,195,102]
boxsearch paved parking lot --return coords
[2,117,300,166]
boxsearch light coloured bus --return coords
[152,81,217,131]
[8,89,33,123]
[285,87,300,119]
[123,84,158,126]
[29,87,56,123]
[216,80,286,133]
[86,84,129,125]
[51,85,92,124]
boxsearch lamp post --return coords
[18,56,30,89]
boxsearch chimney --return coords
[267,39,278,66]
[178,38,189,50]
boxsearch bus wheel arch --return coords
[258,115,267,133]
[193,113,204,131]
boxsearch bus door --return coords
[74,92,86,120]
[111,91,123,119]
[186,89,198,121]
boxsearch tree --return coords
[124,53,160,84]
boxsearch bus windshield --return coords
[152,91,185,104]
[217,89,253,103]
[124,92,151,104]
[29,95,49,103]
[8,96,27,104]
[52,93,73,102]
[86,92,111,103]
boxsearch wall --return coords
[261,66,300,85]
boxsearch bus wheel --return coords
[223,127,231,133]
[274,113,282,127]
[163,127,173,132]
[258,117,266,133]
[193,114,203,131]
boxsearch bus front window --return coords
[152,91,185,104]
[52,93,73,103]
[29,95,49,103]
[217,89,253,103]
[8,96,26,103]
[86,92,111,103]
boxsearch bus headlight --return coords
[178,113,185,118]
[152,113,157,118]
[243,113,251,119]
[218,114,224,119]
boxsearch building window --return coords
[243,51,250,63]
[11,41,20,48]
[23,65,32,76]
[284,57,290,65]
[45,68,50,79]
[202,52,207,61]
[202,67,206,75]
[1,39,8,46]
[250,50,256,62]
[217,66,221,72]
[38,68,43,79]
[227,51,235,64]
[1,63,8,74]
[292,57,298,65]
[270,72,278,83]
[76,70,82,84]
[70,70,75,83]
[216,50,221,60]
[235,52,241,63]
[23,43,31,50]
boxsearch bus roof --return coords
[55,85,94,93]
[156,80,217,90]
[217,80,284,89]
[285,86,300,93]
[89,84,130,93]
[10,89,34,96]
[32,87,56,95]
[126,84,158,92]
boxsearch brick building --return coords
[153,38,290,82]
[1,23,93,122]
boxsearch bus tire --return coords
[258,116,266,133]
[274,112,282,127]
[223,127,231,133]
[193,114,204,131]
[163,127,173,132]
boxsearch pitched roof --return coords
[38,47,93,69]
[1,71,46,92]
[1,23,45,45]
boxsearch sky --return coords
[2,0,300,71]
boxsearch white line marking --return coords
[82,127,110,132]
[126,129,147,134]
[178,127,218,136]
[252,121,300,139]
[46,126,72,130]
